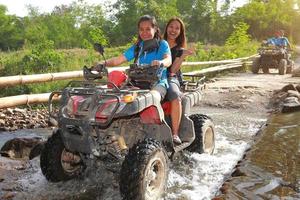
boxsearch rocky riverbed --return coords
[0,108,49,131]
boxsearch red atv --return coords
[40,44,215,200]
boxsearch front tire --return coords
[278,59,287,75]
[120,138,169,200]
[251,57,260,74]
[40,130,84,182]
[188,114,215,154]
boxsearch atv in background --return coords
[40,43,216,200]
[252,44,294,75]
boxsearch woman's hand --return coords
[151,60,162,67]
[181,48,195,59]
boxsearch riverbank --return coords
[214,111,300,199]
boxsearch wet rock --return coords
[292,67,300,77]
[231,168,246,177]
[296,84,300,93]
[2,192,15,200]
[280,84,297,93]
[219,182,230,194]
[0,137,45,159]
[287,90,300,98]
[29,142,45,160]
[282,103,300,113]
[284,97,299,104]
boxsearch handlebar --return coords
[83,64,108,80]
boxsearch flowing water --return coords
[0,109,299,200]
[222,111,300,199]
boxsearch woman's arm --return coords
[104,54,127,67]
[151,53,172,68]
[170,49,194,73]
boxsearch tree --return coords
[233,0,300,42]
[110,0,178,45]
[0,5,24,50]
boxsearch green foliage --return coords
[89,28,108,45]
[233,0,300,41]
[225,22,250,46]
[111,0,179,44]
[0,5,24,50]
[22,40,63,74]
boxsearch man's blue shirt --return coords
[124,40,171,88]
[267,37,289,47]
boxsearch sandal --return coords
[173,135,182,144]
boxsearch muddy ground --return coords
[1,51,300,199]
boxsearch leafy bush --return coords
[22,40,63,74]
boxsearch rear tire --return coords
[40,130,84,182]
[120,138,169,200]
[188,114,215,154]
[251,58,260,74]
[278,59,287,75]
[286,60,294,74]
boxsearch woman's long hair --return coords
[163,17,187,48]
[137,15,161,44]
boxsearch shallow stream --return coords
[0,109,299,199]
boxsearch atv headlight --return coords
[65,96,88,117]
[65,97,75,117]
[95,99,127,122]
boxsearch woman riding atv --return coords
[94,15,171,103]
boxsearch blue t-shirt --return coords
[123,40,171,88]
[267,37,289,47]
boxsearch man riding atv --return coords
[267,30,291,49]
[252,30,294,75]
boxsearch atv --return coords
[40,43,215,200]
[252,45,294,75]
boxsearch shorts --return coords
[152,84,167,100]
[165,77,182,101]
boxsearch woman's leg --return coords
[170,97,182,137]
[166,79,183,144]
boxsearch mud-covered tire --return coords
[286,60,294,74]
[120,138,169,200]
[187,114,215,154]
[278,59,287,75]
[262,66,269,74]
[251,57,260,74]
[40,130,84,182]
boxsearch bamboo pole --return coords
[0,67,128,88]
[0,93,60,109]
[0,71,83,87]
[183,62,243,76]
[182,54,257,66]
